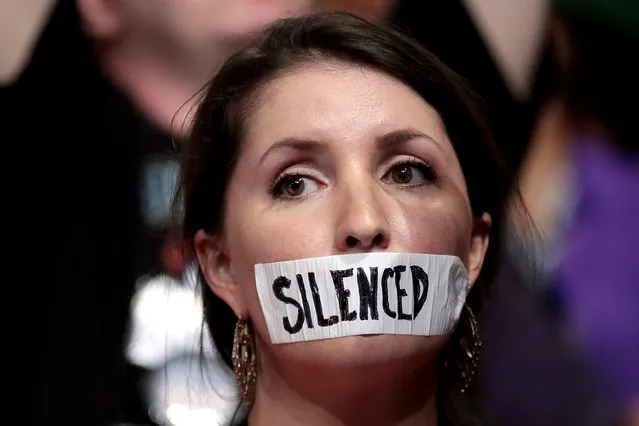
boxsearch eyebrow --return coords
[259,138,328,164]
[259,128,444,164]
[377,129,445,152]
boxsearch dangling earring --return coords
[458,305,482,394]
[232,316,258,406]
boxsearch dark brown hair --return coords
[177,11,513,426]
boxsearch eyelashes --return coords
[382,159,437,186]
[270,159,437,200]
[269,171,321,199]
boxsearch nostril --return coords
[372,233,383,246]
[346,236,358,247]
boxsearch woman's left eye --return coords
[383,162,436,186]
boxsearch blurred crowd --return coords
[1,0,636,425]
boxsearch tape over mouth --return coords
[254,252,470,344]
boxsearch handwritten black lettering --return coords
[308,272,339,327]
[272,276,304,334]
[394,265,411,320]
[410,266,429,319]
[272,261,433,334]
[381,267,396,318]
[296,274,314,329]
[357,267,379,320]
[330,268,357,321]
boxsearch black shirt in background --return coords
[5,2,173,425]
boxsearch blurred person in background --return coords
[484,0,639,423]
[518,0,639,407]
[1,0,309,425]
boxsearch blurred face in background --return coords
[79,0,313,68]
[77,0,314,131]
[125,0,311,47]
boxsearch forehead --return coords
[242,61,453,154]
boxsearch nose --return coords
[335,183,390,252]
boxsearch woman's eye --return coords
[384,162,435,186]
[273,175,320,198]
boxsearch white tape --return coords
[255,253,470,344]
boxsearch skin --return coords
[196,61,490,426]
[76,0,311,133]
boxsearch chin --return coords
[273,334,449,370]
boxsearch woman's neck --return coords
[248,355,438,426]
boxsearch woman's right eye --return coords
[272,174,320,199]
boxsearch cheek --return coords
[397,192,473,262]
[228,207,334,265]
[225,204,334,341]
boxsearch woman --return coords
[178,11,513,426]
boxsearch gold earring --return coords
[232,316,258,407]
[459,305,482,394]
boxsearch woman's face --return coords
[196,61,490,368]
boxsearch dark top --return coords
[3,1,175,425]
[480,249,624,426]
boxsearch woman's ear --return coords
[194,229,245,318]
[468,212,491,287]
